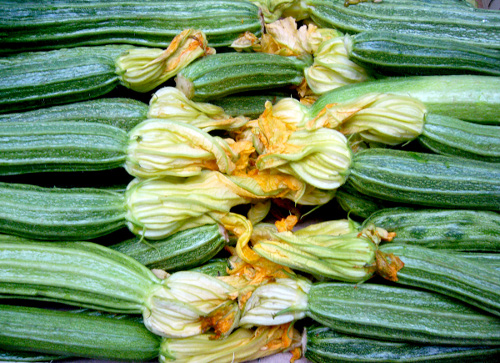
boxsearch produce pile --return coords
[0,1,499,362]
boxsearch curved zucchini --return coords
[175,52,310,101]
[306,283,500,345]
[347,148,500,210]
[305,325,500,363]
[0,0,262,53]
[363,208,500,251]
[419,114,500,162]
[379,244,500,316]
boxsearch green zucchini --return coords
[211,91,291,118]
[345,31,500,76]
[0,349,67,362]
[110,224,228,271]
[419,114,500,162]
[175,52,310,101]
[0,305,160,361]
[347,148,500,210]
[453,253,500,271]
[379,244,500,316]
[305,325,500,363]
[189,258,230,277]
[311,75,500,124]
[0,98,149,132]
[0,0,262,53]
[363,208,500,251]
[306,282,500,345]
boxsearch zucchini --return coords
[419,114,500,162]
[175,52,310,101]
[363,208,500,251]
[189,258,230,277]
[453,253,500,271]
[0,349,67,362]
[305,325,500,363]
[379,244,500,316]
[0,305,160,361]
[110,224,228,271]
[211,91,291,118]
[306,282,500,345]
[345,31,500,76]
[0,0,262,53]
[0,98,149,132]
[311,75,500,124]
[347,148,500,210]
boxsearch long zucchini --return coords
[0,1,262,53]
[347,148,500,210]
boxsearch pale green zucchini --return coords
[347,148,500,210]
[311,75,500,124]
[419,114,500,162]
[453,253,500,271]
[0,0,262,53]
[363,208,500,251]
[306,283,500,345]
[305,325,500,363]
[379,244,500,316]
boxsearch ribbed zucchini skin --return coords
[0,121,128,175]
[347,31,500,76]
[0,237,160,313]
[0,305,160,361]
[0,98,149,132]
[379,244,500,317]
[0,45,131,114]
[363,208,500,251]
[176,52,309,101]
[110,224,228,271]
[0,349,66,362]
[189,258,230,277]
[0,0,262,53]
[455,253,500,271]
[419,114,500,162]
[0,182,127,240]
[211,91,291,118]
[306,283,500,345]
[308,0,500,49]
[347,149,500,210]
[305,325,500,363]
[311,75,500,124]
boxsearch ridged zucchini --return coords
[0,0,262,53]
[0,98,149,132]
[454,253,500,271]
[363,208,500,251]
[347,148,500,210]
[419,114,500,162]
[0,305,160,361]
[311,75,500,124]
[110,224,228,271]
[175,52,310,101]
[211,91,291,118]
[305,325,500,363]
[379,244,500,316]
[306,283,500,345]
[345,31,500,76]
[0,349,66,362]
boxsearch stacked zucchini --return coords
[0,1,499,362]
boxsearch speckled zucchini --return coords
[305,325,500,363]
[211,91,291,118]
[379,244,500,316]
[189,258,230,277]
[0,0,262,53]
[347,148,500,210]
[363,208,500,251]
[454,253,500,271]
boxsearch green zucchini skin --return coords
[305,325,500,363]
[347,31,500,76]
[347,148,500,210]
[419,114,500,162]
[0,121,128,175]
[0,237,160,313]
[454,253,500,271]
[0,1,262,53]
[308,0,500,49]
[0,305,160,361]
[306,283,500,345]
[0,349,67,362]
[211,91,291,118]
[311,75,500,124]
[110,224,228,271]
[0,45,131,114]
[363,208,500,251]
[176,52,309,101]
[0,98,149,132]
[379,244,500,317]
[189,258,230,277]
[0,181,127,240]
